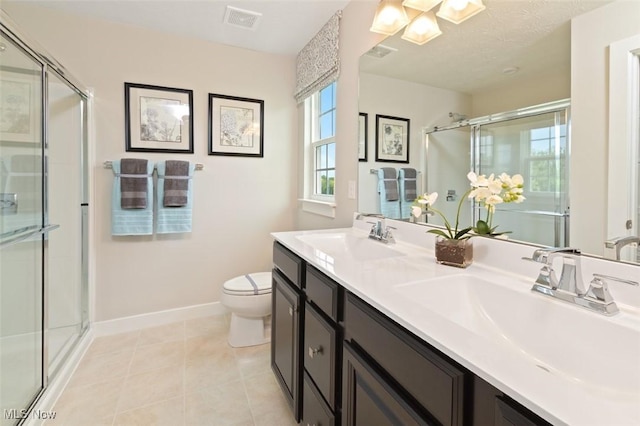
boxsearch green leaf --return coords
[474,220,491,234]
[454,227,473,239]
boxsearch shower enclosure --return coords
[426,100,570,247]
[0,13,89,424]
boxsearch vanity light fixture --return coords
[402,0,442,12]
[370,0,410,36]
[436,0,486,24]
[371,0,484,45]
[401,11,442,45]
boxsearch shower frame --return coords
[1,9,91,421]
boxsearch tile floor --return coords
[47,315,297,426]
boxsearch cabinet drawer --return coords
[302,372,335,426]
[344,293,465,426]
[273,241,303,289]
[304,302,337,410]
[306,265,340,322]
[342,342,429,426]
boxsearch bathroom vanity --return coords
[271,220,640,426]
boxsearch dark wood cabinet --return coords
[343,341,433,426]
[344,293,464,426]
[272,242,550,426]
[271,243,304,422]
[302,371,335,426]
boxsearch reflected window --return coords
[527,125,566,193]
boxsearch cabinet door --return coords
[342,342,433,426]
[271,269,303,421]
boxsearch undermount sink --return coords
[395,274,640,397]
[296,232,406,261]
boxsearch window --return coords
[305,82,336,201]
[527,124,567,193]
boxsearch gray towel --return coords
[120,158,149,209]
[163,160,190,207]
[380,168,399,201]
[400,168,417,201]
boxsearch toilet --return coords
[220,272,272,348]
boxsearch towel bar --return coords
[369,168,421,174]
[104,161,204,171]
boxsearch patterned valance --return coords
[294,11,342,104]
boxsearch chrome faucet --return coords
[604,235,640,261]
[355,213,396,244]
[524,247,639,315]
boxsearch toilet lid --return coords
[223,272,272,296]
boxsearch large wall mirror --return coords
[358,0,640,265]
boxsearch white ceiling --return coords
[19,0,353,56]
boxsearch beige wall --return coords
[571,0,640,255]
[2,3,298,321]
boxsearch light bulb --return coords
[412,16,432,35]
[380,4,401,25]
[449,0,469,11]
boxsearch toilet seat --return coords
[223,272,272,296]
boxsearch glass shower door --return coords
[46,70,88,377]
[0,32,45,424]
[474,109,570,246]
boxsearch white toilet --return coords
[220,272,272,348]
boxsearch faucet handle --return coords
[585,275,615,304]
[585,274,639,304]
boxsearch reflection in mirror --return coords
[357,0,640,264]
[422,100,570,247]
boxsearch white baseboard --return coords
[92,302,227,337]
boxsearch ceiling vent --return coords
[365,44,398,59]
[223,6,262,31]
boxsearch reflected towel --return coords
[399,168,417,201]
[111,160,154,236]
[120,158,150,209]
[378,168,398,201]
[157,161,195,234]
[398,168,417,219]
[163,160,190,207]
[378,168,400,219]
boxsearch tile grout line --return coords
[112,330,142,421]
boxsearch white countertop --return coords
[272,221,640,426]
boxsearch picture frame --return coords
[358,112,368,162]
[124,82,194,153]
[375,114,410,163]
[0,66,41,144]
[208,93,264,157]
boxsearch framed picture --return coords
[0,67,41,144]
[358,112,368,162]
[124,82,193,153]
[375,114,410,163]
[208,93,264,157]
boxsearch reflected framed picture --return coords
[124,82,194,153]
[375,114,410,163]
[208,93,264,157]
[0,67,41,144]
[358,112,368,162]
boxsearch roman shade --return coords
[294,11,342,104]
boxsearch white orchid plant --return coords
[412,171,526,240]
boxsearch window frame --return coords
[305,82,336,204]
